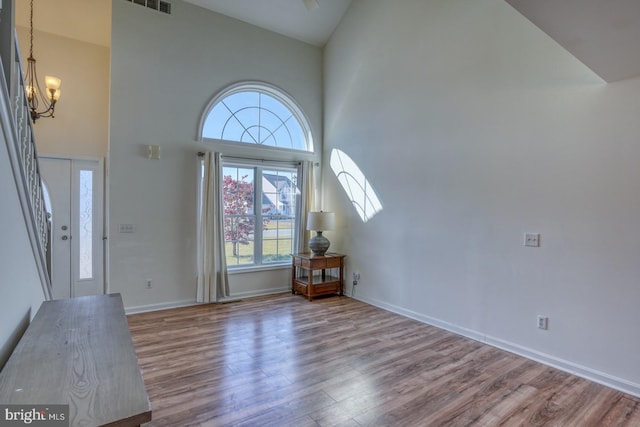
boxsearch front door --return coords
[40,157,104,299]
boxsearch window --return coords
[199,82,314,270]
[223,161,299,268]
[201,83,313,153]
[78,169,94,279]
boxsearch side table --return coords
[291,252,345,301]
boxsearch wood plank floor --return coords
[127,294,640,426]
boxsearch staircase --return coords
[1,23,52,300]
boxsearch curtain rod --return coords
[197,152,301,166]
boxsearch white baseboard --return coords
[124,287,290,314]
[355,294,640,398]
[226,287,290,300]
[125,299,196,315]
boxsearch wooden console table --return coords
[291,252,345,301]
[0,294,151,426]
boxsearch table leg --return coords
[291,265,296,294]
[339,259,344,296]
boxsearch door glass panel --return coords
[79,170,93,279]
[42,183,52,214]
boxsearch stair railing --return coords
[0,32,52,300]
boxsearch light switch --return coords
[524,233,540,247]
[119,224,135,233]
[148,145,161,160]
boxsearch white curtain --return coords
[295,160,315,254]
[196,152,229,303]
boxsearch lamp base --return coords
[309,231,330,256]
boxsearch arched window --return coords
[200,83,313,153]
[198,83,315,270]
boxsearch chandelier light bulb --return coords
[25,85,36,100]
[50,89,61,102]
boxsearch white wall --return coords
[14,0,111,48]
[324,0,640,395]
[0,125,45,369]
[109,0,322,310]
[15,27,110,158]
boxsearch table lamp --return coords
[306,211,335,256]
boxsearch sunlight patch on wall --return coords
[330,149,383,223]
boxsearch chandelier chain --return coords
[29,0,34,58]
[24,0,61,122]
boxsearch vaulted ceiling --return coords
[16,0,640,82]
[183,0,352,46]
[192,0,640,81]
[506,0,640,82]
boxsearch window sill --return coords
[227,264,291,275]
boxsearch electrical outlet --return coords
[352,272,360,287]
[145,279,152,289]
[524,233,540,247]
[537,315,548,330]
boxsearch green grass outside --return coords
[225,237,293,266]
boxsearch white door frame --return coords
[40,154,106,298]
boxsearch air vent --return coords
[123,0,171,15]
[159,1,171,14]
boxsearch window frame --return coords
[222,159,301,270]
[199,82,315,161]
[199,82,317,272]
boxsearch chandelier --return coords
[24,0,61,123]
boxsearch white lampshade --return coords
[306,211,335,231]
[44,75,61,90]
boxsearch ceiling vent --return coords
[125,0,172,15]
